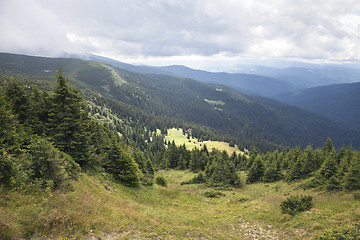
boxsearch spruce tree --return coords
[48,68,95,166]
[247,155,264,183]
[343,152,360,191]
[105,142,140,187]
[3,78,30,125]
[0,91,17,147]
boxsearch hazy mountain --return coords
[79,54,300,97]
[156,65,299,97]
[1,52,360,149]
[82,55,360,98]
[274,82,360,129]
[236,65,360,88]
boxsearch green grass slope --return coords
[1,170,359,239]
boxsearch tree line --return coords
[1,70,359,192]
[0,70,153,189]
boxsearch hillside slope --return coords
[1,52,360,149]
[81,54,299,97]
[274,82,360,129]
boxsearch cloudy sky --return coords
[1,0,360,71]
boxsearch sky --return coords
[1,0,360,72]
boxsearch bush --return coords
[203,190,225,198]
[155,175,167,187]
[353,192,360,201]
[280,195,313,215]
[317,225,360,240]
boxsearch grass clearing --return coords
[1,170,360,239]
[165,128,245,156]
[204,98,225,106]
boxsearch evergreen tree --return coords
[105,142,140,187]
[3,78,30,125]
[323,137,335,154]
[246,147,258,169]
[247,155,264,183]
[0,91,17,147]
[263,162,282,182]
[343,152,360,191]
[315,150,340,189]
[301,145,317,176]
[205,150,241,187]
[48,69,95,166]
[28,88,51,135]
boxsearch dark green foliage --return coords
[3,77,31,125]
[0,93,17,147]
[280,195,313,215]
[205,150,242,187]
[0,149,15,186]
[4,53,360,151]
[317,225,360,240]
[48,69,95,167]
[246,155,264,184]
[203,190,226,198]
[353,192,360,200]
[28,138,80,188]
[105,142,140,187]
[132,149,154,185]
[0,72,142,189]
[343,152,360,191]
[263,163,282,183]
[323,137,335,154]
[155,175,167,187]
[317,151,339,184]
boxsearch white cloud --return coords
[1,0,360,70]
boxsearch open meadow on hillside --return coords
[1,170,359,239]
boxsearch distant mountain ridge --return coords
[274,82,360,129]
[80,54,299,97]
[78,54,360,98]
[1,52,360,149]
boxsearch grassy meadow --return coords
[1,169,359,239]
[164,128,246,156]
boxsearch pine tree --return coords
[3,78,30,125]
[0,91,17,147]
[48,68,95,166]
[343,152,360,191]
[105,142,140,187]
[323,137,335,155]
[315,150,340,189]
[205,151,241,187]
[247,155,264,184]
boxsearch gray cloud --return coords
[1,0,360,70]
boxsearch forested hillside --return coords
[1,52,359,150]
[274,82,360,129]
[1,60,360,239]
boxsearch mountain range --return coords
[1,52,359,150]
[274,82,360,130]
[84,54,360,97]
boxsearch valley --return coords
[1,52,360,239]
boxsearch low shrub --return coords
[280,195,313,215]
[203,190,225,198]
[317,224,360,240]
[353,191,360,201]
[155,175,167,187]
